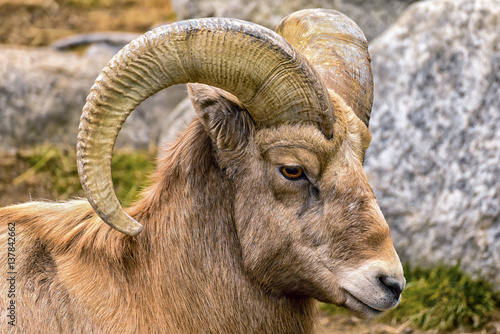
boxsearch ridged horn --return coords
[77,18,335,236]
[276,9,373,127]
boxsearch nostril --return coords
[378,275,405,300]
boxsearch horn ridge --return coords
[276,9,374,127]
[78,17,335,236]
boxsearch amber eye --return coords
[280,166,305,180]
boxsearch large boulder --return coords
[0,45,187,151]
[365,0,500,286]
[0,46,102,151]
[158,96,196,153]
[172,0,417,41]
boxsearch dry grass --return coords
[0,0,175,46]
[0,146,155,207]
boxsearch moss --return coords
[321,263,500,332]
[381,262,500,331]
[16,145,154,207]
[14,146,500,332]
[110,150,155,206]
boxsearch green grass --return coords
[14,146,500,332]
[382,263,500,331]
[321,263,500,331]
[16,145,155,207]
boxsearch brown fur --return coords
[0,84,395,333]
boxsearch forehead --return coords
[255,123,343,166]
[254,109,372,177]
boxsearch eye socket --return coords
[279,165,306,181]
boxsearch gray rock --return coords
[0,46,104,151]
[50,32,142,59]
[0,46,187,151]
[158,96,196,153]
[172,0,417,41]
[365,0,500,286]
[50,32,142,51]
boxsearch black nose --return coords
[379,275,405,300]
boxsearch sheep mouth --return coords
[343,290,385,319]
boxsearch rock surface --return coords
[2,0,499,288]
[0,1,418,151]
[365,0,500,286]
[172,0,417,41]
[0,46,187,151]
[158,96,196,153]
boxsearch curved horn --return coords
[276,9,373,127]
[77,18,335,236]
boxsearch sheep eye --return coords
[280,166,305,180]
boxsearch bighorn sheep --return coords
[0,9,404,333]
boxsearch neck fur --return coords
[126,120,317,333]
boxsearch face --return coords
[189,83,404,318]
[232,109,404,318]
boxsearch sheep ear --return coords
[188,83,254,152]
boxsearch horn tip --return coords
[114,217,144,237]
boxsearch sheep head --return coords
[77,9,404,318]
